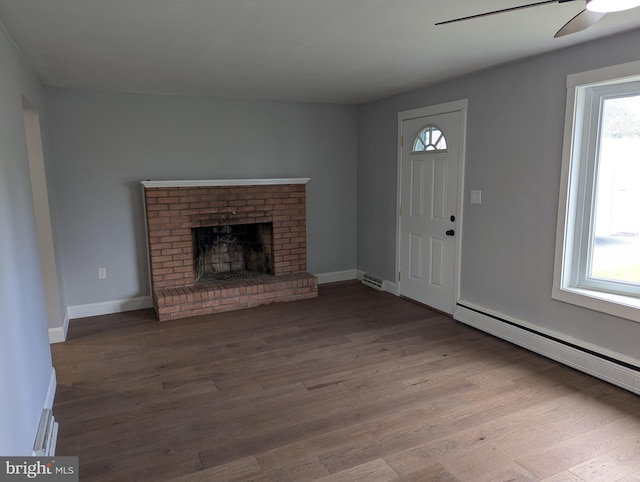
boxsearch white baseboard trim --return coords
[382,280,397,295]
[48,308,69,344]
[65,273,392,321]
[455,302,640,395]
[67,295,153,320]
[315,269,358,284]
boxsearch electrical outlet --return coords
[98,268,107,279]
[470,190,482,205]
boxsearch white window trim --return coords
[553,59,640,323]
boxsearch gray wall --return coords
[357,28,640,362]
[45,89,358,306]
[0,26,54,454]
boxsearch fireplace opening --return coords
[192,223,273,284]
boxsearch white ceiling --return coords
[1,0,640,104]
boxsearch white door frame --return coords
[23,97,65,342]
[395,99,468,310]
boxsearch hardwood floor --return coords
[51,281,640,481]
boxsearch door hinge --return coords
[400,135,404,147]
[398,271,401,281]
[399,205,403,216]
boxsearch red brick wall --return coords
[143,183,309,294]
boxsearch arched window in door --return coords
[413,125,447,152]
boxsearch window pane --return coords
[590,95,640,285]
[412,126,447,152]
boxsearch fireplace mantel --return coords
[141,178,310,188]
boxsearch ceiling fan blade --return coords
[436,0,561,25]
[554,8,605,37]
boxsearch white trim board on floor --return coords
[59,272,399,343]
[455,302,640,395]
[48,309,69,344]
[64,270,361,322]
[316,270,357,284]
[67,296,153,320]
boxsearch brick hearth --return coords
[142,179,318,321]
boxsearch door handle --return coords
[446,229,455,236]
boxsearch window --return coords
[413,125,447,152]
[553,60,640,322]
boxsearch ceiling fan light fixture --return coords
[586,0,640,12]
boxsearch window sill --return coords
[552,285,640,323]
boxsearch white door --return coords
[398,104,464,314]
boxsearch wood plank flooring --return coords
[51,281,640,481]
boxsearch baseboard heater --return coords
[32,408,58,456]
[361,273,384,290]
[455,302,640,395]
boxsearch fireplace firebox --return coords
[192,223,273,283]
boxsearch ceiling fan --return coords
[435,0,640,38]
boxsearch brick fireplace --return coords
[142,179,318,321]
